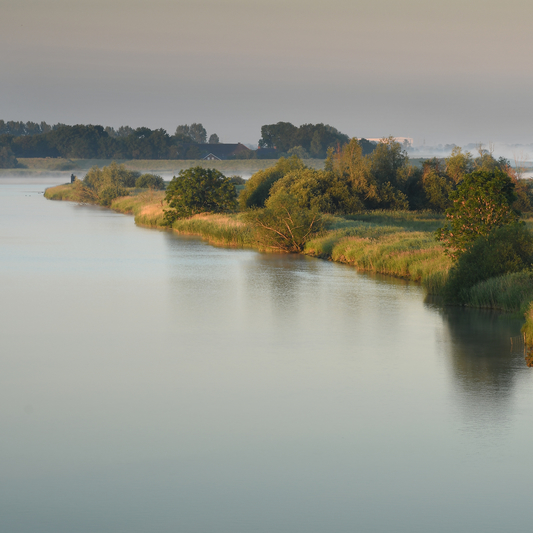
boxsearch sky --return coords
[1,0,532,146]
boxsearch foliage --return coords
[0,119,52,136]
[258,122,352,158]
[420,158,454,211]
[270,167,364,214]
[208,133,220,144]
[72,162,139,206]
[171,213,254,247]
[304,220,451,293]
[465,270,533,313]
[325,138,410,210]
[228,175,245,185]
[0,145,18,168]
[175,123,207,144]
[239,156,305,210]
[436,169,519,258]
[522,301,533,347]
[244,191,324,252]
[164,166,237,223]
[287,145,310,159]
[442,223,533,303]
[370,136,409,189]
[135,173,165,190]
[445,146,474,183]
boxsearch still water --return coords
[1,178,532,533]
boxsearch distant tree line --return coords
[0,122,227,162]
[0,119,369,165]
[257,121,376,159]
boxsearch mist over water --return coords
[1,177,533,533]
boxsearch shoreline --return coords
[44,183,533,357]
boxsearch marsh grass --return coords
[171,213,255,247]
[523,302,533,346]
[44,183,79,201]
[464,270,533,313]
[306,219,451,292]
[111,191,167,227]
[344,210,445,232]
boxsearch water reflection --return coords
[434,305,525,428]
[3,180,533,533]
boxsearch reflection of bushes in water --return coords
[438,306,524,393]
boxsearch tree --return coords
[164,167,237,223]
[244,190,323,252]
[436,168,519,259]
[189,123,207,144]
[174,123,207,144]
[445,146,473,184]
[421,158,453,212]
[238,156,305,210]
[325,138,409,210]
[76,162,139,206]
[135,173,165,190]
[208,133,220,144]
[270,167,364,214]
[0,146,18,168]
[258,122,350,157]
[443,223,533,303]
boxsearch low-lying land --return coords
[45,141,533,364]
[46,183,531,314]
[8,158,325,175]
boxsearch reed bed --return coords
[305,224,451,292]
[464,270,533,313]
[523,302,533,347]
[44,184,78,201]
[345,210,445,232]
[171,213,255,247]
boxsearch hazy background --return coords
[1,0,532,146]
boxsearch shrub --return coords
[436,168,519,259]
[270,167,364,214]
[135,173,165,190]
[238,156,305,210]
[164,166,237,223]
[244,191,323,252]
[443,223,533,303]
[74,161,139,205]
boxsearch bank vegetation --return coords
[44,140,533,355]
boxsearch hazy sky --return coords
[1,0,532,145]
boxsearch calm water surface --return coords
[1,178,532,533]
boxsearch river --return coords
[1,177,532,533]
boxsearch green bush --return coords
[443,223,533,303]
[465,270,533,313]
[244,190,323,252]
[71,162,139,205]
[135,173,165,190]
[270,167,364,214]
[436,168,519,258]
[164,166,237,223]
[238,156,305,210]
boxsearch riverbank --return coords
[44,183,533,349]
[45,184,451,287]
[5,157,326,177]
